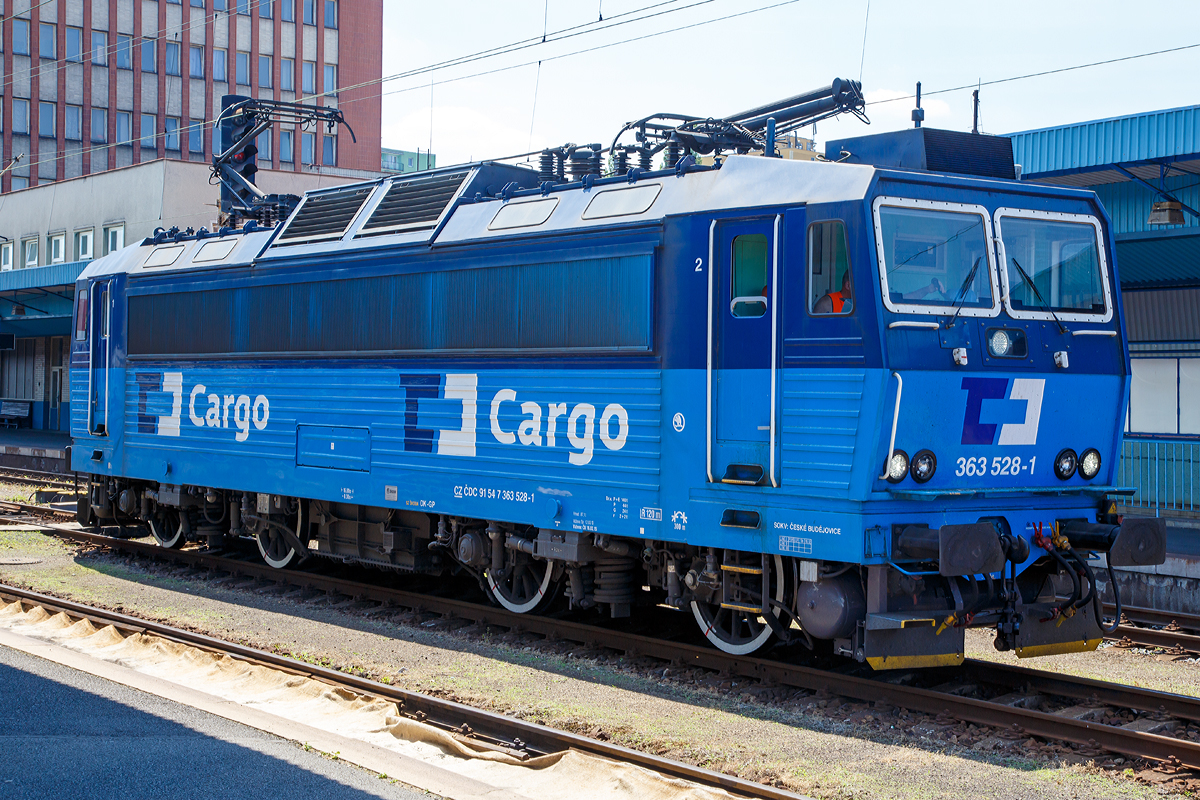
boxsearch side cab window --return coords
[808,220,853,315]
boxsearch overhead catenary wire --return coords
[5,0,746,174]
[10,9,1200,179]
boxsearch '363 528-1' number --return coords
[955,455,1036,477]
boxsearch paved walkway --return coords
[0,643,434,800]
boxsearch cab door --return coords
[88,280,110,435]
[708,215,784,486]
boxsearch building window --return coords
[91,31,107,65]
[12,100,29,135]
[13,20,29,56]
[116,112,132,144]
[75,230,94,261]
[168,0,181,5]
[324,0,336,28]
[190,45,204,78]
[0,244,12,272]
[301,131,314,164]
[140,113,156,150]
[258,55,272,88]
[165,117,180,150]
[165,42,180,76]
[236,51,249,86]
[66,27,83,62]
[303,0,315,24]
[213,0,226,9]
[322,134,335,166]
[11,178,29,191]
[142,40,155,73]
[91,109,107,143]
[237,0,250,13]
[281,58,294,91]
[302,60,315,94]
[189,119,204,153]
[38,102,55,138]
[279,129,293,162]
[48,234,66,265]
[259,0,272,17]
[23,239,38,269]
[39,22,55,59]
[191,0,204,7]
[257,130,271,160]
[116,36,132,69]
[104,225,124,255]
[65,105,82,141]
[323,64,336,95]
[280,0,293,21]
[213,48,227,82]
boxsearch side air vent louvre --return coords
[358,171,469,236]
[276,187,374,245]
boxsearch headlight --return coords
[989,329,1011,356]
[1054,448,1078,480]
[885,449,909,483]
[986,328,1028,358]
[1079,448,1102,480]
[910,449,937,483]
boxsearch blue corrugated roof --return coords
[0,260,88,291]
[1115,232,1200,288]
[1010,105,1200,178]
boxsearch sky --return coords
[373,1,1200,167]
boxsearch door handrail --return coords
[769,214,781,488]
[706,219,716,483]
[878,371,903,480]
[729,296,767,314]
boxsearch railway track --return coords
[10,516,1200,774]
[1106,603,1200,654]
[0,468,79,491]
[0,583,801,800]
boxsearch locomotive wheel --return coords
[255,504,304,570]
[147,510,186,549]
[485,555,559,614]
[691,554,786,655]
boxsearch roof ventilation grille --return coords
[358,171,469,236]
[276,186,374,245]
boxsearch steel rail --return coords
[16,519,1200,769]
[0,581,802,800]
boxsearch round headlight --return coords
[1079,448,1102,480]
[886,449,909,483]
[910,449,937,483]
[988,329,1012,357]
[1054,448,1078,480]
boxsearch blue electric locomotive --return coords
[70,84,1165,669]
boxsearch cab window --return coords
[731,233,768,317]
[809,220,852,315]
[74,289,88,341]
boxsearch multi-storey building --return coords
[380,145,434,174]
[0,0,382,192]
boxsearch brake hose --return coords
[1046,546,1080,617]
[1094,557,1122,635]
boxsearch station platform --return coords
[0,428,70,474]
[1109,515,1200,616]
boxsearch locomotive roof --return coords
[79,152,1102,281]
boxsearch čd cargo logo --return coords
[136,372,269,443]
[960,377,1044,446]
[399,373,628,466]
[137,371,628,466]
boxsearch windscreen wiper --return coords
[1010,257,1069,334]
[944,256,981,328]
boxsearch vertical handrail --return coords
[705,220,716,484]
[877,371,903,480]
[768,214,781,489]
